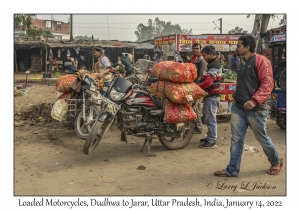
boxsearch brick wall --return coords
[31,19,70,34]
[31,19,46,29]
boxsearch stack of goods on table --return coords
[150,61,206,123]
[222,70,237,83]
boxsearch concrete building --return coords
[14,18,70,39]
[31,18,70,39]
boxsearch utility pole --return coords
[219,18,222,34]
[70,14,73,41]
[107,15,110,40]
[213,18,223,34]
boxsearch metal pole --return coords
[70,14,73,41]
[107,15,110,40]
[45,45,48,73]
[219,18,222,34]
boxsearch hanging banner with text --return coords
[154,34,240,52]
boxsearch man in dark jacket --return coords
[113,54,133,77]
[214,35,283,177]
[198,45,222,148]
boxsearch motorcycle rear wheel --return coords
[159,123,194,150]
[75,105,100,140]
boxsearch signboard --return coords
[270,34,286,43]
[176,34,240,52]
[154,35,176,52]
[154,34,241,52]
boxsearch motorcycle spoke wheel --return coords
[83,121,105,155]
[159,123,194,150]
[75,105,100,140]
[83,118,115,155]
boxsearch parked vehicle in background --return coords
[269,34,286,92]
[269,34,286,129]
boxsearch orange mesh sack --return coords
[164,99,196,123]
[150,80,206,104]
[91,73,104,90]
[151,61,197,83]
[56,75,77,93]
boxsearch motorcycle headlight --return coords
[110,88,125,101]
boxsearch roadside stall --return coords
[153,34,240,121]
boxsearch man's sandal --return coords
[214,170,238,177]
[267,159,283,175]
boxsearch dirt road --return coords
[13,81,286,196]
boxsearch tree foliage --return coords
[134,17,192,42]
[279,14,286,25]
[228,27,248,34]
[15,14,55,39]
[14,14,39,38]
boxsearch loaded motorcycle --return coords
[74,69,123,139]
[83,76,195,156]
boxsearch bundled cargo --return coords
[150,80,206,104]
[151,61,197,83]
[56,75,77,93]
[91,73,104,90]
[163,99,196,123]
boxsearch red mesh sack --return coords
[150,80,206,104]
[164,99,196,123]
[56,75,77,93]
[151,61,197,83]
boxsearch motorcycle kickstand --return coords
[141,134,156,156]
[120,129,128,144]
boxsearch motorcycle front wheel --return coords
[83,117,115,155]
[159,123,194,150]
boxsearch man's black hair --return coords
[94,47,103,52]
[192,43,201,49]
[238,35,256,53]
[201,45,217,56]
